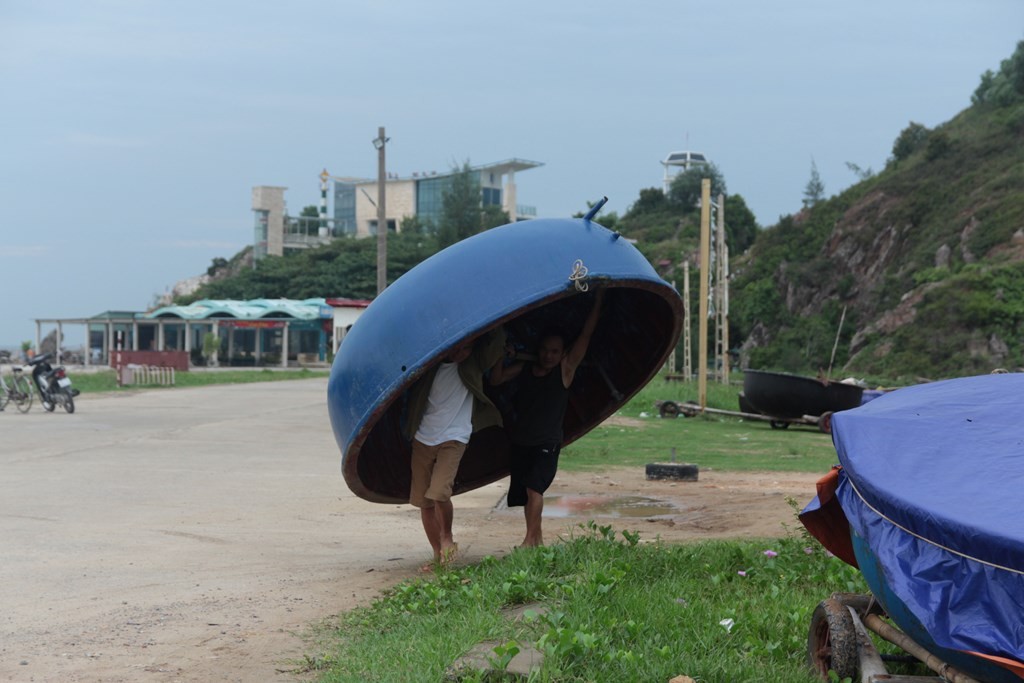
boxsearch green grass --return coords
[564,418,837,473]
[304,523,897,682]
[562,376,838,473]
[70,367,329,393]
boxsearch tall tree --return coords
[296,205,321,235]
[802,159,825,209]
[723,194,759,252]
[480,204,510,231]
[667,163,727,212]
[890,122,929,163]
[628,187,668,215]
[400,214,433,234]
[845,161,875,181]
[438,161,481,248]
[971,39,1024,106]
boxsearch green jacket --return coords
[403,326,506,441]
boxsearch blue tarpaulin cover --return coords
[831,374,1024,664]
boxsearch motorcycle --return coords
[27,353,79,413]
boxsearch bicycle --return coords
[0,365,34,413]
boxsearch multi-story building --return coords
[253,158,542,259]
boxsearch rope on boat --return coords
[569,259,589,292]
[846,476,1023,576]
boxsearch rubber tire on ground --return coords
[62,389,75,414]
[807,597,858,682]
[14,375,33,413]
[818,411,834,434]
[769,420,790,430]
[41,390,55,412]
[645,462,699,481]
[659,401,680,418]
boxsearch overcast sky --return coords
[1,1,1021,348]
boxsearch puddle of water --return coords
[543,495,675,518]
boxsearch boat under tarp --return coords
[801,374,1024,682]
[742,369,863,419]
[328,215,683,504]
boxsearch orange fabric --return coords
[798,466,859,568]
[965,651,1024,680]
[815,466,841,502]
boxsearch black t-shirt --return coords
[509,364,569,447]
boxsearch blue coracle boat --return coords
[328,211,683,504]
[801,374,1024,682]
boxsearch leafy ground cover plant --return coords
[309,521,871,682]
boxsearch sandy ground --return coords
[0,378,820,682]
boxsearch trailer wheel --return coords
[769,420,790,430]
[808,598,857,681]
[818,411,834,434]
[659,401,680,418]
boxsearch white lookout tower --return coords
[662,150,707,192]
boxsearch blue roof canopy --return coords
[147,298,328,320]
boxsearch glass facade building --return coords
[414,172,504,226]
[253,210,269,260]
[414,175,463,227]
[332,182,358,236]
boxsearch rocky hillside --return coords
[732,40,1024,381]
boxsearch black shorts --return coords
[507,443,560,508]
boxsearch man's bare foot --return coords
[439,543,458,568]
[419,550,441,573]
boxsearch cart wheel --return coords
[769,420,790,430]
[807,597,858,681]
[659,401,680,419]
[818,411,834,434]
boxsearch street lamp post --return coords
[372,127,389,295]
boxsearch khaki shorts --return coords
[409,439,467,508]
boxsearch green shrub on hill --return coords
[179,233,440,303]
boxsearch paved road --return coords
[0,379,512,682]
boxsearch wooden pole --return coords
[375,126,388,295]
[698,179,711,409]
[682,260,692,381]
[715,193,726,383]
[667,281,678,375]
[722,244,730,385]
[864,614,983,683]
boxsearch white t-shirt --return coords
[414,362,473,446]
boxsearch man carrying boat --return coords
[490,289,605,547]
[403,327,506,571]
